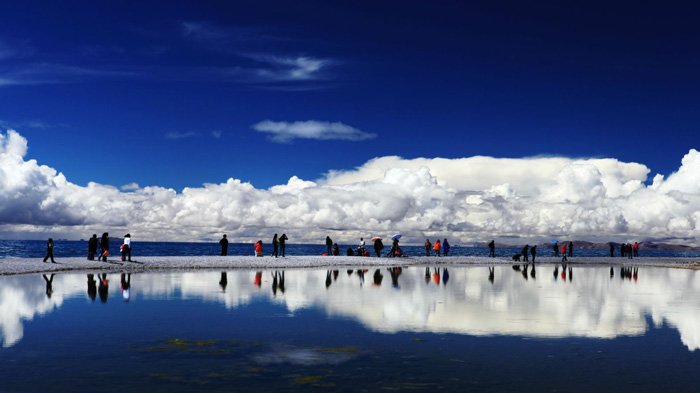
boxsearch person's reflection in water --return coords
[325,270,332,289]
[98,274,109,303]
[120,273,131,302]
[357,269,365,286]
[347,270,353,276]
[373,269,383,286]
[568,266,573,282]
[425,267,431,285]
[488,267,495,284]
[43,274,55,298]
[521,264,529,280]
[432,268,440,285]
[633,267,638,282]
[278,271,285,293]
[553,266,559,281]
[620,267,626,281]
[87,274,97,301]
[610,267,614,279]
[530,264,536,279]
[442,268,449,286]
[561,265,567,281]
[333,270,339,281]
[272,271,279,296]
[219,272,228,292]
[254,271,262,287]
[388,267,402,289]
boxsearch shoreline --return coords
[1,255,699,275]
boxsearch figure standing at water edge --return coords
[633,242,639,257]
[433,239,441,256]
[43,238,55,263]
[488,240,495,257]
[359,237,365,254]
[425,239,431,256]
[325,236,333,256]
[443,239,450,256]
[530,245,537,263]
[254,240,263,257]
[279,233,288,257]
[521,244,529,262]
[373,237,383,257]
[272,234,279,257]
[568,241,574,257]
[100,233,109,262]
[121,234,132,262]
[219,234,228,256]
[553,241,559,257]
[87,234,97,260]
[609,242,615,257]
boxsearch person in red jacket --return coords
[561,244,568,262]
[254,240,263,257]
[433,239,441,256]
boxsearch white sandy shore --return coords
[1,255,699,275]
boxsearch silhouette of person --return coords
[609,243,615,257]
[277,271,286,293]
[43,274,55,298]
[325,236,333,255]
[272,234,279,258]
[333,270,339,281]
[488,240,495,257]
[633,242,639,257]
[373,269,383,286]
[87,234,98,260]
[279,233,288,257]
[424,239,431,256]
[521,244,529,262]
[425,267,432,285]
[98,273,109,303]
[521,264,529,280]
[568,266,573,282]
[120,273,131,302]
[488,266,495,284]
[530,264,536,279]
[325,270,332,289]
[561,244,567,262]
[530,245,537,263]
[122,234,132,262]
[357,269,365,286]
[553,241,559,257]
[87,274,97,301]
[373,238,383,257]
[568,241,573,257]
[346,247,354,256]
[332,243,339,256]
[442,267,449,285]
[388,267,402,288]
[272,271,279,295]
[219,234,228,256]
[442,239,450,257]
[100,233,110,262]
[553,266,559,280]
[43,238,56,263]
[219,272,228,291]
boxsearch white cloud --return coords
[253,120,377,143]
[120,182,140,191]
[1,129,700,244]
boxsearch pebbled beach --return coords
[1,255,699,275]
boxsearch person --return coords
[553,241,559,257]
[633,242,639,257]
[627,243,633,259]
[87,274,97,301]
[359,237,365,253]
[219,234,228,256]
[621,243,626,257]
[120,273,131,302]
[433,239,441,256]
[530,245,537,263]
[272,234,279,257]
[121,234,132,262]
[43,238,56,263]
[424,239,431,256]
[488,240,495,257]
[391,238,399,257]
[332,243,340,256]
[279,233,288,257]
[609,242,615,257]
[561,244,567,262]
[568,241,574,257]
[373,238,383,257]
[87,234,98,260]
[521,244,529,262]
[254,240,263,257]
[325,236,333,256]
[100,233,109,262]
[98,273,109,303]
[443,239,450,256]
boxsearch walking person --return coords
[121,234,132,262]
[561,243,568,262]
[530,245,537,263]
[219,234,228,256]
[325,236,333,256]
[100,233,109,262]
[279,233,288,257]
[424,239,431,256]
[568,241,573,257]
[522,244,529,262]
[272,234,279,257]
[488,240,495,257]
[373,238,383,258]
[43,238,56,263]
[442,238,450,256]
[87,234,98,260]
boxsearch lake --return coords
[1,265,699,392]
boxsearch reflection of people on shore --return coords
[98,274,109,303]
[272,271,279,296]
[325,270,332,289]
[219,272,228,291]
[432,268,440,285]
[278,271,285,293]
[633,267,638,282]
[442,268,449,285]
[388,267,402,288]
[530,264,536,279]
[87,274,97,301]
[42,274,55,298]
[568,267,572,282]
[425,267,431,285]
[120,273,131,302]
[254,271,262,287]
[357,269,365,286]
[553,266,559,280]
[610,267,614,278]
[521,264,529,280]
[333,270,339,281]
[373,269,383,286]
[347,269,354,276]
[488,267,495,284]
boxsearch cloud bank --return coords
[1,129,699,244]
[253,120,377,143]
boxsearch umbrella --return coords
[371,236,382,241]
[391,233,402,240]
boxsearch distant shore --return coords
[1,255,699,275]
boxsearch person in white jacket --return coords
[121,234,132,262]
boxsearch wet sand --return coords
[1,255,698,275]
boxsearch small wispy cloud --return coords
[0,119,64,129]
[165,131,199,140]
[244,54,331,82]
[212,130,222,138]
[252,120,377,143]
[0,63,134,87]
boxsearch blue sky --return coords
[2,0,699,190]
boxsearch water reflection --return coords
[1,266,699,351]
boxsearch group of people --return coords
[219,233,289,257]
[424,239,450,256]
[42,233,133,263]
[610,242,639,258]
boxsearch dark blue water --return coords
[1,266,699,392]
[1,239,696,258]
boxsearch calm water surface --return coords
[1,265,699,392]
